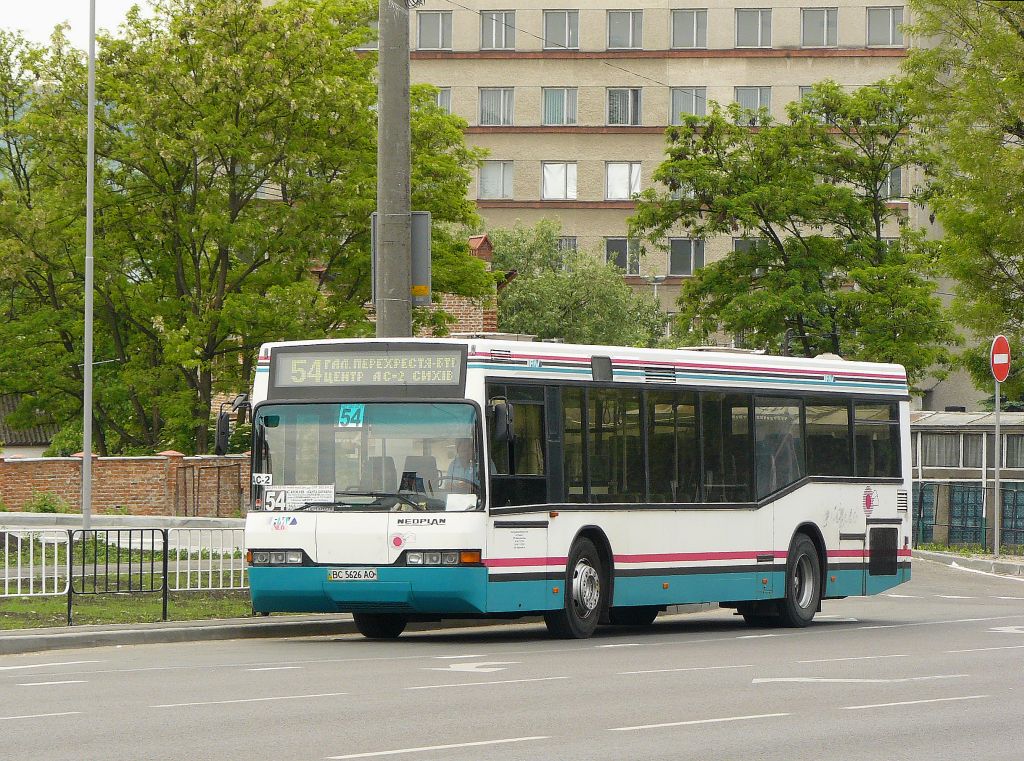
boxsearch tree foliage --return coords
[491,220,666,347]
[906,0,1024,398]
[0,0,490,453]
[631,81,955,385]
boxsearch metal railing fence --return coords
[1,529,71,597]
[167,528,247,591]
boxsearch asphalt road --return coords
[3,559,1023,761]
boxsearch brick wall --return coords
[0,453,251,517]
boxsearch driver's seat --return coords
[363,456,397,493]
[402,455,439,493]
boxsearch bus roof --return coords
[256,337,908,398]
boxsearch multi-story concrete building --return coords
[407,1,915,315]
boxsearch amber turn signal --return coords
[460,550,482,564]
[245,550,253,564]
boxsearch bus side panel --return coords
[485,521,556,613]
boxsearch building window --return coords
[672,9,707,48]
[669,238,705,276]
[606,237,640,275]
[802,8,837,47]
[480,88,514,126]
[608,88,642,126]
[606,162,642,200]
[356,20,378,50]
[736,8,772,48]
[671,87,707,124]
[735,86,771,124]
[882,166,902,199]
[544,10,579,50]
[479,160,513,199]
[418,11,452,50]
[542,88,577,125]
[922,433,960,467]
[608,10,643,49]
[542,162,578,200]
[435,87,452,114]
[481,10,515,50]
[867,6,904,46]
[557,236,578,253]
[799,85,814,100]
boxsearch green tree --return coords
[0,0,490,453]
[632,82,955,385]
[492,220,665,346]
[905,0,1024,398]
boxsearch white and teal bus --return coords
[244,337,912,639]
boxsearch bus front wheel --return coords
[544,538,606,639]
[353,612,408,639]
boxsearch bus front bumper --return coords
[248,566,490,615]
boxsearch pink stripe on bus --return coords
[483,557,567,568]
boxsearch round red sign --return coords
[991,335,1011,383]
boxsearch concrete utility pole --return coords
[82,0,97,530]
[375,0,415,337]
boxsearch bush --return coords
[23,491,73,514]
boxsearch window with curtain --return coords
[542,162,577,200]
[434,88,451,114]
[922,433,959,467]
[867,6,904,46]
[481,10,515,49]
[542,88,577,125]
[606,162,641,199]
[608,88,642,125]
[480,88,514,126]
[671,87,707,123]
[963,434,983,467]
[478,161,513,199]
[735,86,771,124]
[1006,434,1024,468]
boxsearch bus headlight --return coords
[403,550,481,566]
[423,552,442,565]
[407,552,423,565]
[442,552,459,565]
[253,551,270,564]
[286,551,303,564]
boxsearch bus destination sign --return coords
[274,349,463,388]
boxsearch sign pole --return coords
[82,0,96,531]
[994,379,1001,558]
[990,334,1011,558]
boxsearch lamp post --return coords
[82,0,96,530]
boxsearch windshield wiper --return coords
[291,492,424,511]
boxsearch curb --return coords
[913,549,1024,578]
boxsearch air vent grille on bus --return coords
[897,491,909,512]
[644,366,677,383]
[489,349,514,364]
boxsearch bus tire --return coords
[778,534,821,628]
[352,612,408,639]
[607,606,659,626]
[544,538,606,639]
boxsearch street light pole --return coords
[82,0,96,531]
[375,0,414,338]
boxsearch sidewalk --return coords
[913,548,1024,578]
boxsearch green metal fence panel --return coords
[949,483,985,545]
[1001,482,1024,551]
[912,483,935,545]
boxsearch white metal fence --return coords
[0,526,248,599]
[1,529,71,597]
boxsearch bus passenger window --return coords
[754,398,805,499]
[701,393,752,503]
[564,388,586,502]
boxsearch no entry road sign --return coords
[991,335,1011,383]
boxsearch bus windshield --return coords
[253,402,483,512]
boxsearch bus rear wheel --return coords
[544,538,606,639]
[778,534,821,628]
[353,612,408,639]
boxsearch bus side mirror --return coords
[489,400,514,443]
[214,411,231,456]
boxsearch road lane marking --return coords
[947,644,1024,653]
[406,676,568,691]
[797,654,908,664]
[17,680,88,686]
[990,625,1024,634]
[858,614,1024,630]
[948,563,1024,582]
[0,660,101,671]
[754,675,967,685]
[326,736,549,759]
[841,695,988,710]
[737,634,781,639]
[995,596,1024,600]
[885,594,921,598]
[152,691,347,708]
[424,661,520,673]
[938,595,975,599]
[610,713,790,731]
[0,712,82,721]
[246,667,303,672]
[620,664,754,675]
[596,643,643,648]
[432,655,487,659]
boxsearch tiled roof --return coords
[0,395,60,446]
